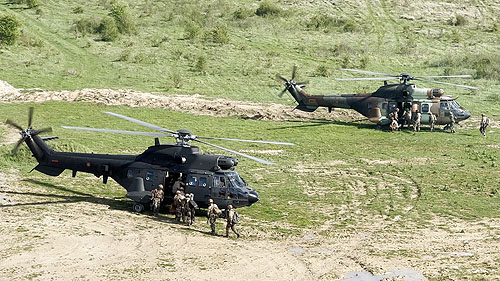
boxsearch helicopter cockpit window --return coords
[199,177,207,187]
[422,104,429,113]
[145,171,154,181]
[226,172,246,188]
[450,100,460,109]
[187,176,198,186]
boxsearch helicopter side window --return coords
[382,103,387,110]
[145,171,154,182]
[440,102,449,110]
[127,169,134,178]
[199,177,207,187]
[422,104,429,113]
[187,176,198,186]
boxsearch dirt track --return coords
[1,82,499,280]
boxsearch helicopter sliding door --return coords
[185,173,211,204]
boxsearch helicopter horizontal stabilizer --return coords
[34,164,65,176]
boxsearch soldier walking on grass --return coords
[188,193,198,225]
[450,111,456,134]
[173,191,185,222]
[429,112,437,132]
[207,198,221,235]
[480,113,490,137]
[183,194,192,226]
[224,205,240,238]
[413,111,421,132]
[151,184,164,216]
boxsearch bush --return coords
[194,55,207,73]
[11,0,38,8]
[306,14,357,32]
[0,14,20,46]
[184,21,201,39]
[73,17,101,36]
[314,65,329,77]
[255,1,281,17]
[204,23,229,44]
[233,7,252,20]
[98,16,119,41]
[109,0,136,34]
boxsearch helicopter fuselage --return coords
[286,82,471,127]
[26,135,259,212]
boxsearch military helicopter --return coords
[6,108,294,213]
[277,66,475,129]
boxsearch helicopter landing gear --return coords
[375,124,382,130]
[132,202,145,213]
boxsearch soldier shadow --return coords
[151,211,224,236]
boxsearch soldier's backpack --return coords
[233,211,240,224]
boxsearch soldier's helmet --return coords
[208,198,213,204]
[158,184,163,189]
[227,205,233,209]
[482,113,485,117]
[176,191,181,195]
[395,108,400,112]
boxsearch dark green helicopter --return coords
[6,108,294,213]
[277,67,475,129]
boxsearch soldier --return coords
[388,108,400,132]
[224,205,240,238]
[207,198,221,235]
[183,194,192,226]
[172,175,185,195]
[429,112,437,132]
[188,193,198,225]
[413,111,421,132]
[480,113,490,137]
[403,108,412,129]
[173,191,185,222]
[150,184,164,216]
[449,111,456,134]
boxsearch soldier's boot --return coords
[210,224,216,235]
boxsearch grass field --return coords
[1,102,499,236]
[1,0,500,115]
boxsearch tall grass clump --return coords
[255,1,281,17]
[204,23,229,44]
[10,0,38,8]
[184,21,201,39]
[98,16,119,41]
[232,7,253,20]
[0,14,19,46]
[109,0,136,34]
[306,14,358,33]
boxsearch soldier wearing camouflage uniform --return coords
[403,108,412,129]
[224,205,240,238]
[413,111,421,132]
[151,184,164,216]
[429,112,437,132]
[480,113,490,137]
[388,108,399,132]
[188,193,197,225]
[449,111,456,134]
[173,191,185,222]
[207,198,221,235]
[182,194,192,226]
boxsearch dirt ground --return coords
[1,82,499,280]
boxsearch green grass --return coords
[1,103,499,234]
[1,0,500,116]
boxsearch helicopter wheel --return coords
[375,124,382,130]
[132,202,145,213]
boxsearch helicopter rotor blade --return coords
[278,88,288,97]
[340,68,397,77]
[335,77,398,81]
[104,112,177,134]
[61,126,170,137]
[11,137,26,154]
[291,65,297,81]
[28,107,34,128]
[276,74,288,82]
[5,119,24,131]
[194,139,275,165]
[295,80,309,85]
[413,78,478,90]
[32,127,53,136]
[197,136,295,146]
[418,75,473,79]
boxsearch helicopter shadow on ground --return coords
[1,179,219,235]
[268,119,374,131]
[151,214,220,237]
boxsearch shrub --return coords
[184,21,201,39]
[255,1,281,17]
[204,23,229,44]
[98,16,119,41]
[306,14,336,30]
[109,0,136,34]
[233,7,252,20]
[11,0,38,8]
[73,17,101,36]
[314,65,329,77]
[194,55,207,73]
[73,6,84,14]
[171,72,182,88]
[0,14,19,46]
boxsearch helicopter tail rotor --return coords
[276,65,308,97]
[5,107,53,154]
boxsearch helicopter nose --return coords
[464,111,471,120]
[248,191,259,205]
